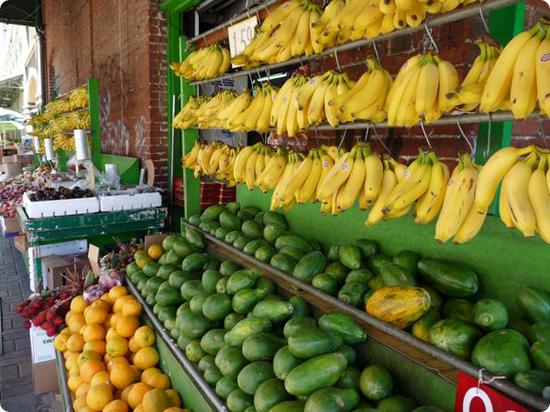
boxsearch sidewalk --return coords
[0,237,60,411]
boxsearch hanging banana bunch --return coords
[233,0,323,68]
[256,148,288,192]
[446,40,501,112]
[435,153,481,243]
[480,21,549,119]
[414,153,450,225]
[271,152,303,211]
[386,53,459,127]
[330,58,392,125]
[171,44,231,81]
[197,90,238,129]
[173,96,208,129]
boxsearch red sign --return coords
[455,372,530,412]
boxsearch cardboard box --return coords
[14,234,28,254]
[1,161,21,176]
[32,360,58,395]
[42,255,89,289]
[30,325,55,363]
[3,154,18,163]
[1,216,21,235]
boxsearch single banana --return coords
[317,150,355,199]
[366,160,398,226]
[453,206,487,244]
[536,27,550,116]
[528,156,550,243]
[337,148,366,210]
[415,156,450,224]
[504,154,537,237]
[363,149,384,202]
[498,177,515,228]
[297,150,323,203]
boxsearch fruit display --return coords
[186,202,550,396]
[127,227,448,411]
[475,145,550,243]
[26,186,95,201]
[229,0,476,69]
[27,86,90,151]
[182,141,238,185]
[54,286,186,412]
[480,21,550,119]
[0,180,36,218]
[171,43,231,81]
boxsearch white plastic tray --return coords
[23,192,100,218]
[98,191,162,212]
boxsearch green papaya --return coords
[338,245,362,270]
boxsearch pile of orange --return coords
[54,286,188,412]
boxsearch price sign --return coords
[455,372,530,412]
[228,16,258,66]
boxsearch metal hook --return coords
[423,20,439,54]
[314,127,320,146]
[372,42,381,64]
[457,116,475,155]
[420,121,433,149]
[337,130,347,150]
[334,49,342,71]
[372,126,391,154]
[484,113,492,160]
[262,2,270,14]
[364,124,370,142]
[537,111,548,149]
[478,5,490,34]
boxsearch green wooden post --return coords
[475,2,525,215]
[167,12,185,227]
[88,77,101,169]
[179,36,201,219]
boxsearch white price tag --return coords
[228,16,258,66]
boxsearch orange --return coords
[165,389,182,407]
[91,298,111,312]
[54,334,67,351]
[107,356,129,372]
[83,340,106,355]
[67,375,82,391]
[147,244,164,260]
[71,295,88,313]
[68,363,79,377]
[141,388,171,412]
[86,382,113,410]
[108,286,128,302]
[103,399,129,412]
[84,306,108,325]
[144,372,170,390]
[122,300,142,317]
[100,293,111,303]
[79,359,106,383]
[126,382,151,409]
[164,408,187,412]
[140,367,161,383]
[120,383,133,402]
[82,324,106,342]
[133,346,159,369]
[109,313,122,328]
[105,327,118,340]
[65,352,79,370]
[60,327,71,336]
[116,316,139,337]
[134,405,144,412]
[106,336,128,357]
[75,382,90,399]
[90,370,110,387]
[110,362,137,389]
[77,350,101,368]
[68,313,86,333]
[133,325,155,347]
[73,397,87,410]
[66,333,85,352]
[113,295,134,314]
[128,337,141,353]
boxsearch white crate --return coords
[23,192,99,218]
[99,191,162,212]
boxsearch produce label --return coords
[228,16,258,64]
[541,52,550,63]
[455,372,529,412]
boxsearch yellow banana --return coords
[233,145,256,182]
[282,153,312,206]
[536,28,550,116]
[498,177,514,228]
[453,206,487,244]
[385,154,432,213]
[475,145,535,212]
[504,154,537,237]
[528,156,550,243]
[363,149,384,202]
[366,160,398,226]
[317,151,355,199]
[315,150,335,201]
[415,57,440,119]
[436,56,460,113]
[337,149,366,211]
[297,150,323,203]
[415,157,450,224]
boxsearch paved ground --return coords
[0,237,60,412]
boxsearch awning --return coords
[0,0,41,26]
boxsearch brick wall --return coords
[42,0,168,187]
